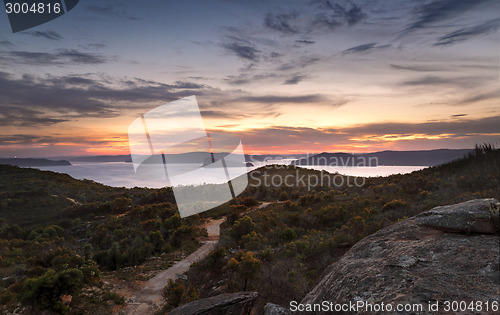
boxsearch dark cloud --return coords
[225,72,278,85]
[344,115,500,136]
[401,76,489,89]
[237,115,500,149]
[201,110,249,119]
[239,126,344,150]
[0,134,112,148]
[313,13,343,30]
[295,39,315,45]
[264,12,299,34]
[172,81,207,89]
[342,42,390,55]
[283,75,307,85]
[0,49,110,66]
[0,40,13,47]
[238,94,348,108]
[342,42,376,54]
[22,31,62,40]
[456,89,500,105]
[0,72,212,126]
[0,106,69,127]
[451,114,467,117]
[201,109,279,120]
[225,71,309,86]
[0,134,41,145]
[344,4,366,26]
[80,42,107,50]
[390,64,442,72]
[404,0,491,33]
[221,37,260,62]
[241,94,327,104]
[434,18,500,46]
[312,1,366,30]
[87,5,140,20]
[277,56,320,71]
[57,49,109,64]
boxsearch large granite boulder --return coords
[169,292,258,315]
[416,198,499,234]
[296,199,500,314]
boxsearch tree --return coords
[164,279,185,307]
[83,243,94,261]
[238,251,262,290]
[164,214,182,232]
[111,197,132,213]
[206,247,227,270]
[20,268,84,312]
[171,225,193,248]
[164,279,199,308]
[225,251,262,290]
[57,268,84,295]
[229,216,256,241]
[149,231,165,254]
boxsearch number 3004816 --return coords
[5,2,61,14]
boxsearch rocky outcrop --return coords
[296,199,500,314]
[168,292,258,315]
[264,303,292,315]
[416,198,499,234]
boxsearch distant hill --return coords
[44,150,471,167]
[245,154,310,162]
[54,153,308,164]
[0,164,175,226]
[0,158,71,167]
[292,149,472,166]
[68,155,131,162]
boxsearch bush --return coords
[164,279,199,308]
[241,197,258,207]
[229,216,256,241]
[382,199,407,210]
[280,228,297,242]
[206,247,227,270]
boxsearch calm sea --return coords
[27,162,426,189]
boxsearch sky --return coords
[0,0,499,157]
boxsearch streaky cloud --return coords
[295,39,315,45]
[264,12,299,34]
[87,5,140,20]
[401,75,490,89]
[403,0,492,34]
[390,64,442,72]
[221,36,260,62]
[434,18,500,46]
[342,42,390,55]
[22,31,63,40]
[0,49,110,66]
[311,0,366,30]
[456,89,500,105]
[283,75,307,85]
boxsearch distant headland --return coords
[0,158,71,167]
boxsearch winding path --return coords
[121,218,225,314]
[118,202,274,314]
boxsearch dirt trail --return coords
[121,218,224,314]
[118,202,274,314]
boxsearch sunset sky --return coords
[0,0,499,157]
